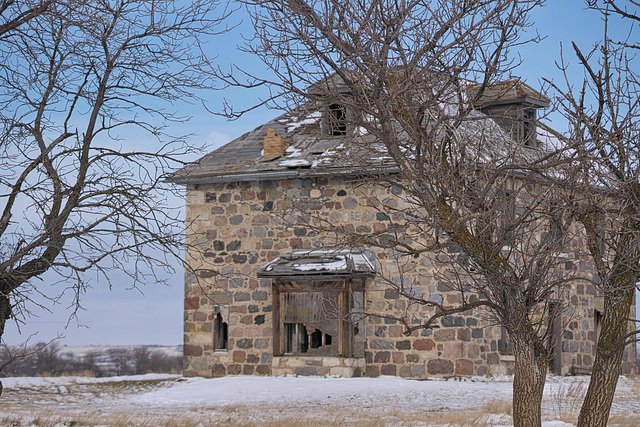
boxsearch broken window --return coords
[213,305,229,351]
[258,249,373,358]
[273,282,365,358]
[280,289,340,356]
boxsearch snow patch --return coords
[285,146,303,158]
[1,373,178,388]
[285,112,322,133]
[292,258,348,272]
[279,159,311,167]
[537,127,562,150]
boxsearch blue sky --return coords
[3,1,634,346]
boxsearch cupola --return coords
[470,80,550,147]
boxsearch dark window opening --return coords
[214,313,228,350]
[549,217,562,242]
[523,109,537,147]
[285,323,308,354]
[214,306,229,351]
[327,104,347,136]
[324,333,332,346]
[547,302,562,375]
[498,191,516,244]
[285,324,335,353]
[310,329,322,349]
[498,327,513,355]
[595,213,608,258]
[594,307,602,350]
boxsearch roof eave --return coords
[168,165,400,185]
[477,95,550,110]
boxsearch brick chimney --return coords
[263,128,288,158]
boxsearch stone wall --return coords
[182,175,625,378]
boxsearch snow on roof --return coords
[278,158,311,167]
[258,248,375,278]
[169,80,555,185]
[537,126,562,150]
[285,111,322,133]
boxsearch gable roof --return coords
[169,105,397,184]
[469,80,551,109]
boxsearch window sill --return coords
[499,354,515,362]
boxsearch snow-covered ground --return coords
[1,374,639,426]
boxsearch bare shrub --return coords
[549,380,585,422]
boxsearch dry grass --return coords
[483,398,512,416]
[2,375,639,426]
[607,412,640,427]
[0,399,519,427]
[0,410,495,427]
[548,379,586,422]
[625,373,640,395]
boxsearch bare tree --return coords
[1,343,181,378]
[218,1,588,424]
[0,0,53,38]
[0,335,49,377]
[148,348,181,373]
[107,347,131,375]
[81,349,100,375]
[0,0,226,388]
[549,1,640,425]
[34,341,64,374]
[132,345,151,374]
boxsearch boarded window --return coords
[273,281,365,358]
[350,290,366,357]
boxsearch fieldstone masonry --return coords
[183,175,636,378]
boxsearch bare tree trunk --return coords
[512,335,547,427]
[0,289,9,397]
[577,286,634,427]
[0,287,10,342]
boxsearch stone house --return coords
[171,80,637,379]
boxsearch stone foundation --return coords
[272,356,365,377]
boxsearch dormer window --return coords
[325,104,347,136]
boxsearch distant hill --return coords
[57,344,182,359]
[1,344,183,377]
